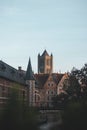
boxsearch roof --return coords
[52,73,64,85]
[0,60,26,85]
[42,50,49,56]
[34,74,49,88]
[25,58,35,80]
[34,73,64,89]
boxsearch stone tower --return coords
[26,58,35,106]
[38,50,53,74]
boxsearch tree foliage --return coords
[71,64,87,87]
[71,64,87,100]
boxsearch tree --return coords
[52,93,69,109]
[71,64,87,87]
[66,76,81,98]
[71,64,87,100]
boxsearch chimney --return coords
[18,66,22,71]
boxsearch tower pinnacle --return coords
[26,58,34,80]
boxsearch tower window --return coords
[48,83,50,86]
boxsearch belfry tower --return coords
[38,50,53,74]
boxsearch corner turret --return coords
[26,58,35,106]
[26,58,34,80]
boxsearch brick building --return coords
[0,60,27,107]
[0,50,77,108]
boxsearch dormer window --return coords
[48,83,50,86]
[11,69,15,75]
[19,73,23,78]
[1,64,6,71]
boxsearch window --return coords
[0,64,6,71]
[51,83,54,87]
[11,69,15,75]
[38,96,40,101]
[48,83,50,86]
[19,73,23,78]
[2,86,5,91]
[47,96,49,100]
[51,91,53,94]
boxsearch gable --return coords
[34,73,64,89]
[47,74,54,81]
[44,73,63,89]
[34,74,49,88]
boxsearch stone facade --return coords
[34,73,64,107]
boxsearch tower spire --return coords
[26,58,34,80]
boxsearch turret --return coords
[26,58,35,106]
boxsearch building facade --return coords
[0,51,64,108]
[34,73,64,107]
[0,50,79,108]
[0,60,27,107]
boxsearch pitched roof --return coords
[34,73,64,89]
[0,60,26,85]
[52,73,64,85]
[34,74,49,88]
[42,50,49,56]
[25,58,35,80]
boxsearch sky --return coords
[0,0,87,73]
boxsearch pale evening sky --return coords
[0,0,87,73]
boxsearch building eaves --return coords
[0,60,26,85]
